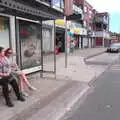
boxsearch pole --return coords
[54,20,56,77]
[64,16,68,68]
[40,20,43,78]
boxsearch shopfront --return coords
[71,34,79,49]
[96,38,103,46]
[70,22,82,49]
[55,19,65,53]
[81,29,88,48]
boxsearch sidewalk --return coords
[74,47,106,58]
[0,48,107,120]
[56,55,106,83]
[44,47,106,82]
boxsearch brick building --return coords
[73,0,110,47]
[93,12,110,47]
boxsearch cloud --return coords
[86,0,120,32]
[87,0,120,13]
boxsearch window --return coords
[0,16,10,48]
[52,0,64,9]
[89,10,92,19]
[52,0,60,7]
[84,21,87,27]
[84,6,87,13]
[61,0,64,8]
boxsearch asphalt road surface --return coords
[61,63,120,120]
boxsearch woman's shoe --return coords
[29,86,37,91]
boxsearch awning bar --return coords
[0,0,54,19]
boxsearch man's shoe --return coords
[6,101,14,107]
[17,95,25,102]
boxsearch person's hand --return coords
[0,73,3,76]
[4,73,10,76]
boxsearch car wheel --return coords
[117,50,119,53]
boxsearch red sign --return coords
[112,40,120,43]
[64,0,73,16]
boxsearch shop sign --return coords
[73,5,83,14]
[70,29,80,35]
[70,22,81,35]
[55,19,65,27]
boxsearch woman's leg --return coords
[19,75,25,92]
[20,73,36,91]
[18,75,29,97]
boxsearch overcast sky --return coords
[87,0,120,33]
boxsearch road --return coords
[86,53,120,65]
[61,58,120,120]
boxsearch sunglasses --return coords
[7,52,13,54]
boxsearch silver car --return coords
[107,43,120,53]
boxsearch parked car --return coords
[107,43,120,53]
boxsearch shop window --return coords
[19,20,41,69]
[0,16,10,48]
[61,0,64,8]
[84,6,87,13]
[52,0,64,9]
[42,28,53,53]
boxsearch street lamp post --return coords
[64,16,68,68]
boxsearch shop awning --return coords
[0,0,63,20]
[66,13,82,20]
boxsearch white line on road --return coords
[56,86,90,120]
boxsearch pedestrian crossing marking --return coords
[110,64,120,70]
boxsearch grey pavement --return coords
[43,48,107,82]
[42,47,106,71]
[55,55,107,82]
[61,62,120,120]
[26,81,88,120]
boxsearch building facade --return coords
[0,0,64,73]
[73,0,110,48]
[93,12,110,47]
[0,0,110,74]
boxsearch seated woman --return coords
[5,48,36,96]
[0,47,25,107]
